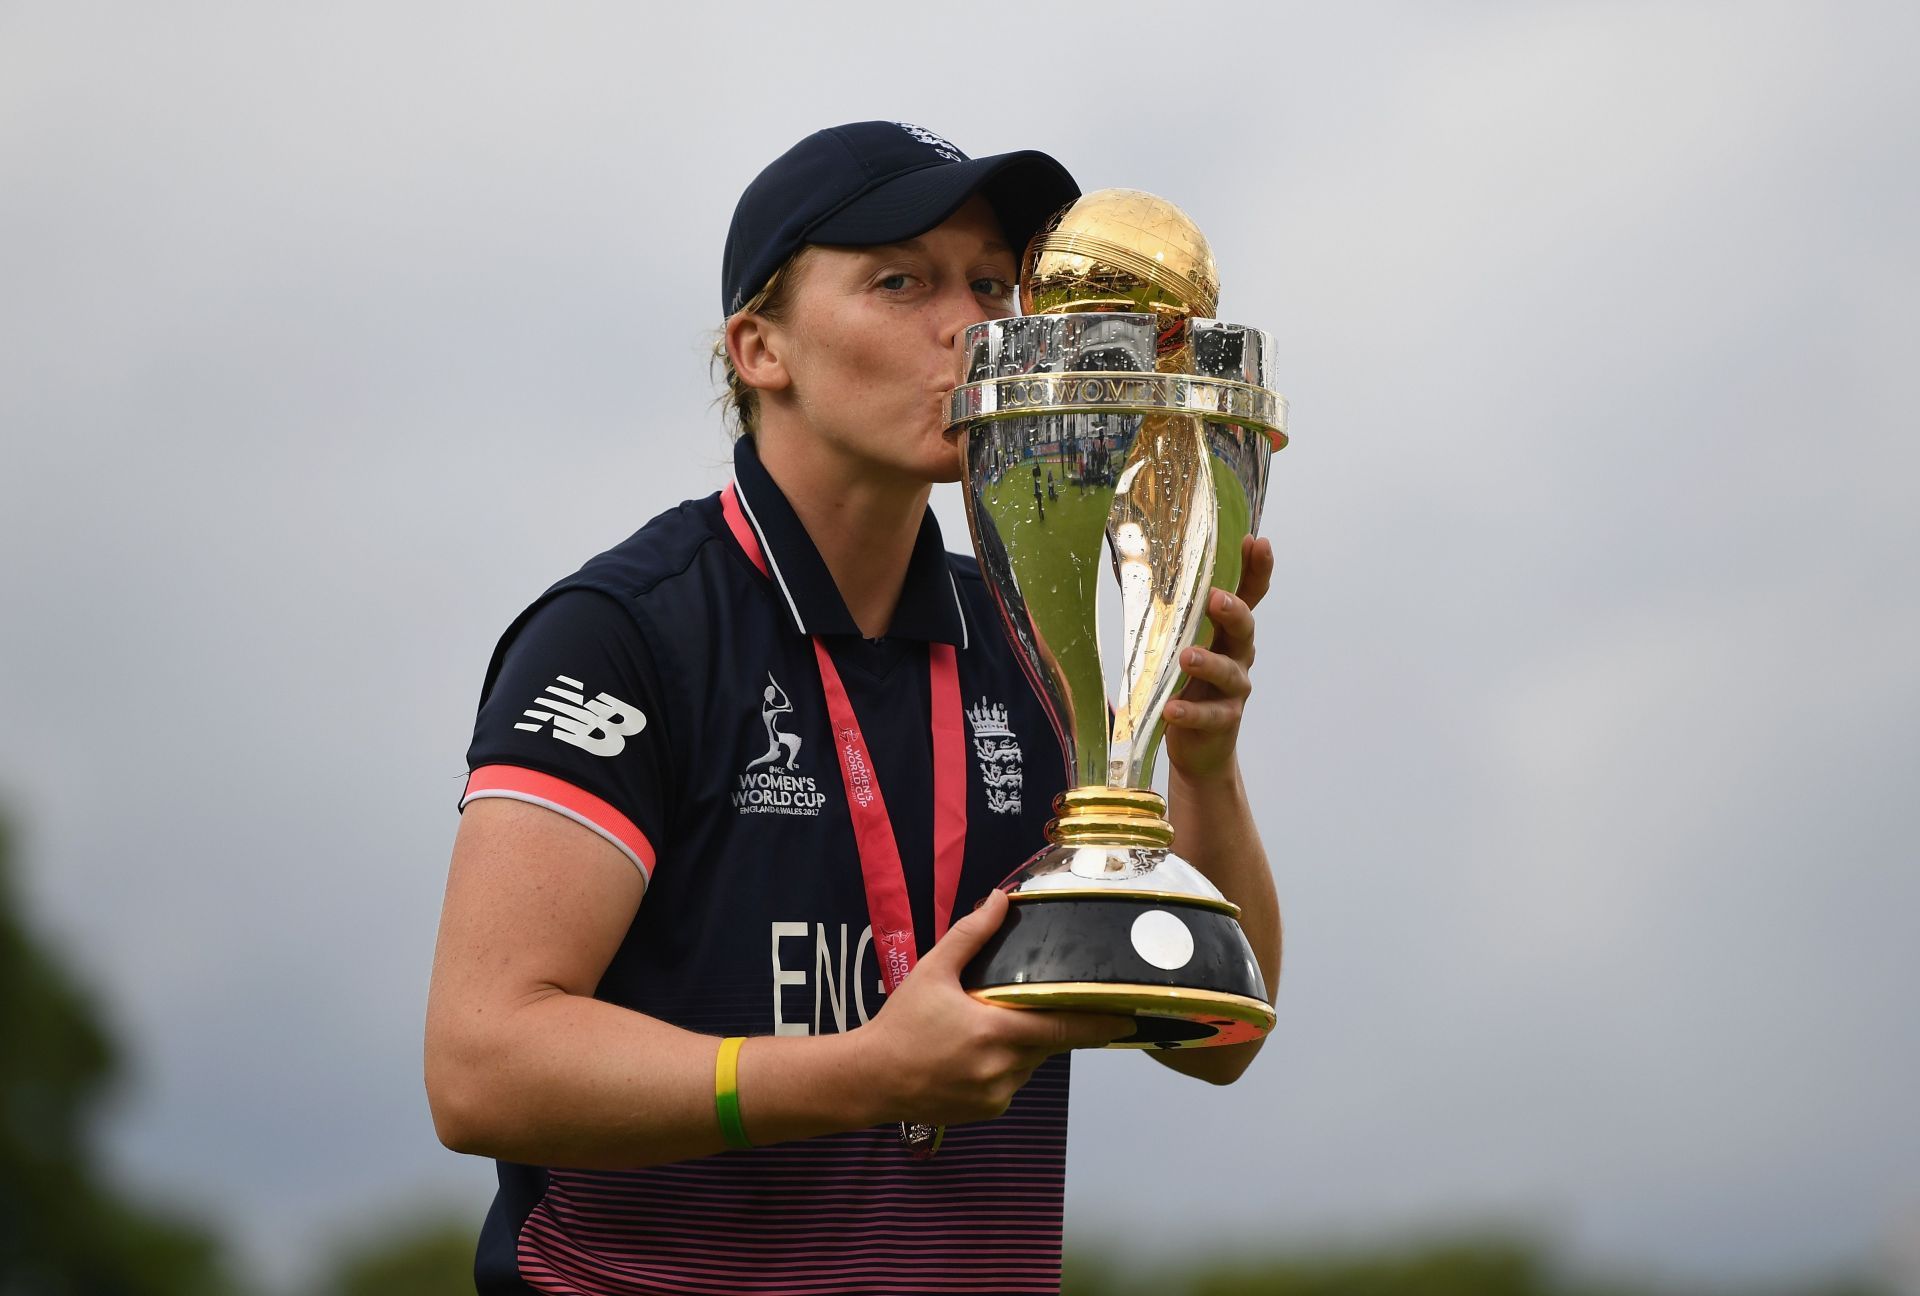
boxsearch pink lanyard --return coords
[723,481,968,991]
[811,638,967,993]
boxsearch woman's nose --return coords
[938,280,1000,351]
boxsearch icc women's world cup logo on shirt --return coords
[734,673,824,815]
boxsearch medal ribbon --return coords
[724,481,969,1160]
[810,638,967,992]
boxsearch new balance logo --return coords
[515,675,646,757]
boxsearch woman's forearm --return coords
[424,864,1128,1169]
[1157,760,1282,1084]
[427,992,881,1169]
[427,800,1133,1167]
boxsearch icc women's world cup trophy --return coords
[948,189,1288,1049]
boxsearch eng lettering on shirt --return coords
[768,921,889,1037]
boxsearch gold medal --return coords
[899,1121,944,1159]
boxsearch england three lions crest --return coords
[967,697,1023,815]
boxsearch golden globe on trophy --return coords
[949,189,1287,1048]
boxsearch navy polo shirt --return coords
[460,436,1072,1295]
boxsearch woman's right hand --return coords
[854,889,1134,1127]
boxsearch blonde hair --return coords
[712,247,815,441]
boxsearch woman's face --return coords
[769,194,1018,486]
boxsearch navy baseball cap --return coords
[721,121,1079,315]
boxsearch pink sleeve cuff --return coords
[461,764,656,881]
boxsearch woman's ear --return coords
[727,313,790,395]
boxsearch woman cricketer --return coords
[426,120,1280,1295]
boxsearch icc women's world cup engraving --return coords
[949,189,1288,1048]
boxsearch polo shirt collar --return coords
[729,436,970,647]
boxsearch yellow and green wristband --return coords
[714,1036,752,1150]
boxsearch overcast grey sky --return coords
[3,2,1917,1291]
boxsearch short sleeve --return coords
[462,589,673,883]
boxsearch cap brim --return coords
[806,150,1079,262]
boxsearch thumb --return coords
[917,888,1010,975]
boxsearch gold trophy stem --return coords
[1044,786,1175,849]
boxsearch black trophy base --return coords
[960,893,1273,1050]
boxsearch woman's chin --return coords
[932,427,966,481]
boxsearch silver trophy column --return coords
[951,310,1287,1049]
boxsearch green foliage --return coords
[1060,1236,1894,1296]
[1185,1236,1547,1296]
[1064,1237,1542,1296]
[0,807,239,1296]
[311,1216,476,1296]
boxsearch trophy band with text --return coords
[950,189,1288,1049]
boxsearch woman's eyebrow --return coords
[863,236,1014,258]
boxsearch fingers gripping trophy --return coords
[949,189,1288,1048]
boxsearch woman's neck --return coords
[754,430,932,639]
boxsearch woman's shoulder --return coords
[564,491,732,605]
[478,492,740,686]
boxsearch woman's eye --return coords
[974,276,1015,299]
[878,273,914,291]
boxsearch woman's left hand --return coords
[1162,534,1273,785]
